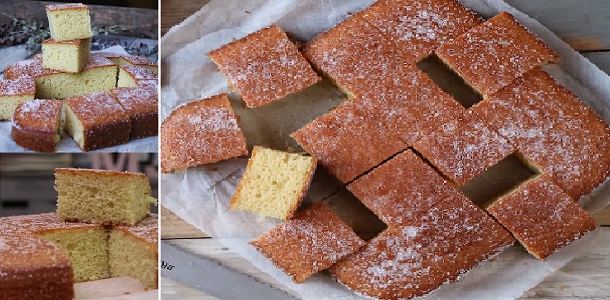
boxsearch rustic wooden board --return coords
[74,276,157,299]
[2,0,158,39]
[161,206,207,239]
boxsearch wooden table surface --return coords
[161,0,610,299]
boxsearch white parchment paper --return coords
[161,0,610,299]
[0,45,158,153]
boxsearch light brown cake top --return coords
[0,213,102,234]
[64,92,130,128]
[436,12,557,96]
[113,214,158,246]
[291,98,408,183]
[83,55,117,70]
[110,86,158,116]
[413,110,515,185]
[91,52,123,60]
[136,79,158,89]
[42,38,85,45]
[120,65,157,80]
[208,24,320,108]
[55,167,150,181]
[120,55,157,67]
[359,0,482,63]
[487,175,596,260]
[303,12,403,99]
[3,58,58,79]
[12,99,62,132]
[0,77,35,96]
[46,3,88,11]
[161,94,248,173]
[250,203,365,283]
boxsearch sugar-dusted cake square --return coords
[42,38,90,73]
[11,99,63,152]
[291,98,408,183]
[230,146,316,220]
[413,110,515,185]
[208,24,320,108]
[302,13,403,99]
[117,55,158,73]
[160,94,248,173]
[436,12,557,97]
[46,3,92,42]
[359,0,482,63]
[110,86,158,139]
[64,92,131,151]
[250,203,365,283]
[3,58,47,79]
[471,68,610,199]
[0,77,35,121]
[117,65,157,88]
[487,175,596,260]
[332,183,514,299]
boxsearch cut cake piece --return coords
[55,168,157,226]
[11,99,63,152]
[42,38,90,73]
[109,215,158,288]
[110,86,158,139]
[160,94,248,173]
[230,146,317,220]
[471,68,610,199]
[332,180,514,300]
[46,3,92,42]
[291,97,408,183]
[413,110,515,185]
[64,92,131,151]
[436,12,557,97]
[90,51,123,64]
[359,0,482,63]
[486,175,597,260]
[302,12,403,99]
[3,59,44,79]
[208,24,320,108]
[250,203,366,283]
[117,55,158,73]
[117,65,157,88]
[0,77,35,121]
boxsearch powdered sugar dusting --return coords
[0,77,35,95]
[12,99,62,131]
[114,214,158,245]
[46,3,88,11]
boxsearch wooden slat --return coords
[2,0,158,39]
[161,206,208,239]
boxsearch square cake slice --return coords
[55,168,157,225]
[110,86,158,139]
[250,203,366,283]
[413,110,515,185]
[11,99,63,152]
[64,92,131,151]
[3,59,45,79]
[487,175,597,260]
[331,185,514,299]
[291,98,408,183]
[46,3,92,42]
[109,215,158,288]
[230,146,316,220]
[42,38,90,73]
[117,65,157,88]
[471,68,610,199]
[436,12,557,96]
[160,94,248,173]
[208,24,320,108]
[359,0,482,63]
[117,55,158,73]
[0,77,35,121]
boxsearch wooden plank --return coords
[161,206,208,239]
[2,0,158,39]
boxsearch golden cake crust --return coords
[55,167,150,182]
[436,12,557,96]
[160,94,248,173]
[11,99,63,152]
[112,214,158,247]
[110,86,158,139]
[120,65,157,80]
[414,110,515,185]
[487,175,597,260]
[250,203,365,283]
[45,3,88,11]
[0,77,36,96]
[208,24,320,108]
[359,0,482,63]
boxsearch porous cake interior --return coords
[108,230,157,288]
[37,228,109,282]
[117,68,137,87]
[54,106,62,143]
[63,104,85,148]
[42,39,90,73]
[46,9,91,41]
[232,148,315,219]
[56,172,155,225]
[35,66,117,99]
[0,95,33,120]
